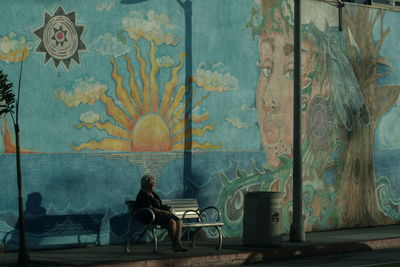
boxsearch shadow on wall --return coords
[109,212,130,244]
[3,192,104,251]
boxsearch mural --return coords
[214,0,400,237]
[0,0,399,250]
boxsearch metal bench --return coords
[124,198,224,253]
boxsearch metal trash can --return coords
[243,191,284,246]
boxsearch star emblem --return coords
[34,6,86,69]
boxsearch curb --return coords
[92,237,400,267]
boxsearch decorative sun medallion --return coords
[307,96,334,150]
[34,6,86,69]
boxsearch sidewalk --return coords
[1,225,400,266]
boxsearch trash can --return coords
[243,191,284,246]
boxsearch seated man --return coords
[136,174,187,252]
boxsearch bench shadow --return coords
[3,192,104,251]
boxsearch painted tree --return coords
[338,6,398,227]
[0,66,30,265]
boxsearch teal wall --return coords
[0,0,399,250]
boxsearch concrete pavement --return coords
[1,225,400,266]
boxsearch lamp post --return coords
[176,0,193,195]
[289,0,305,243]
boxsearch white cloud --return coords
[194,62,239,92]
[122,10,180,45]
[0,32,32,63]
[54,77,108,108]
[96,0,116,11]
[80,110,100,123]
[157,56,174,67]
[225,105,257,129]
[192,105,209,123]
[91,33,131,57]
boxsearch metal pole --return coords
[177,0,192,196]
[289,0,305,242]
[15,53,30,266]
[338,1,344,32]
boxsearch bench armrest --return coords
[132,208,156,225]
[199,206,221,222]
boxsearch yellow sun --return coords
[72,41,220,152]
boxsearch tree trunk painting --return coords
[339,6,398,227]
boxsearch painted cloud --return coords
[54,77,108,108]
[225,105,257,129]
[194,62,239,92]
[157,56,174,67]
[80,110,100,124]
[193,103,209,123]
[91,33,131,57]
[96,0,116,11]
[122,10,180,45]
[0,32,32,63]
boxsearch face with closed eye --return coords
[256,23,316,168]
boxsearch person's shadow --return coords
[4,192,47,250]
[24,192,47,233]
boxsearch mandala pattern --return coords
[34,6,86,69]
[307,96,334,150]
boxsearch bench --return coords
[3,214,104,249]
[125,198,224,253]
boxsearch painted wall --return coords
[0,0,399,249]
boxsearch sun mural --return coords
[54,9,222,153]
[73,44,218,152]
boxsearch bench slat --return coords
[174,211,199,219]
[182,222,224,228]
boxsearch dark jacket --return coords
[135,189,172,225]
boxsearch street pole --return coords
[289,0,305,242]
[15,53,30,266]
[177,0,192,196]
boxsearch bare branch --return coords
[370,10,380,30]
[373,85,400,119]
[376,28,390,53]
[377,57,390,67]
[377,71,390,78]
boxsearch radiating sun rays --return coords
[72,41,220,152]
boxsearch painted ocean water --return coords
[0,151,266,248]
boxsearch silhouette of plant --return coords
[0,67,30,266]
